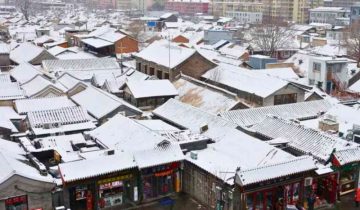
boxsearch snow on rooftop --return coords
[220,99,333,127]
[10,62,45,84]
[42,57,120,73]
[0,147,55,184]
[136,40,196,69]
[59,151,136,183]
[136,119,180,131]
[98,31,126,43]
[89,114,165,151]
[15,96,76,115]
[0,82,25,101]
[173,75,239,114]
[153,99,238,141]
[255,68,299,80]
[202,64,289,98]
[21,75,66,97]
[10,42,50,64]
[252,115,355,162]
[134,144,184,169]
[81,38,113,48]
[125,80,178,99]
[236,156,317,186]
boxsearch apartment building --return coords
[164,0,210,15]
[261,0,323,24]
[225,11,262,23]
[310,7,349,25]
[324,0,358,8]
[86,0,116,9]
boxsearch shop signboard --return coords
[155,169,174,177]
[98,174,132,185]
[243,173,303,193]
[331,162,360,172]
[103,194,122,207]
[5,195,28,210]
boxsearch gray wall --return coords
[204,30,234,45]
[263,84,305,106]
[0,175,55,210]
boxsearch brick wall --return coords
[115,37,139,54]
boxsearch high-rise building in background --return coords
[86,0,116,9]
[211,0,322,24]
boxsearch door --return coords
[326,81,332,92]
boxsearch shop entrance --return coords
[245,181,301,210]
[98,175,133,209]
[314,174,337,206]
[70,184,95,210]
[340,168,359,195]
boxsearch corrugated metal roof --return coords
[153,99,238,141]
[28,106,90,128]
[134,144,184,169]
[220,100,333,127]
[236,156,317,186]
[334,147,360,166]
[252,116,353,162]
[42,57,120,73]
[15,96,75,114]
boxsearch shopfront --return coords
[5,195,28,210]
[311,173,337,207]
[141,162,181,201]
[97,174,133,209]
[69,183,96,210]
[243,180,302,210]
[332,160,360,196]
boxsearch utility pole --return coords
[117,41,127,73]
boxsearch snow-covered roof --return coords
[42,57,120,72]
[81,38,113,48]
[186,128,295,185]
[136,120,180,131]
[134,144,184,169]
[28,106,91,128]
[0,147,55,184]
[195,45,242,66]
[252,115,355,162]
[0,43,10,54]
[202,64,289,98]
[173,74,239,114]
[153,99,238,140]
[57,72,86,90]
[333,146,360,166]
[89,114,165,151]
[33,35,55,45]
[10,42,54,64]
[255,68,299,80]
[33,134,86,153]
[98,31,126,43]
[349,80,360,92]
[116,68,149,88]
[0,82,25,101]
[220,99,333,127]
[10,62,45,84]
[21,74,66,97]
[48,46,74,56]
[71,86,142,120]
[15,96,76,115]
[284,52,313,76]
[59,152,136,183]
[236,156,317,186]
[125,80,178,99]
[0,73,11,84]
[160,13,174,19]
[0,107,20,132]
[136,40,196,69]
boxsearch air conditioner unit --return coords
[199,124,208,133]
[52,122,61,128]
[43,123,51,129]
[304,177,313,187]
[190,151,198,160]
[105,150,115,156]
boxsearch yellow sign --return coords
[54,151,61,163]
[98,174,133,184]
[155,170,174,177]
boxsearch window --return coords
[274,94,297,105]
[313,62,321,72]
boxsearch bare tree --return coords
[16,0,32,21]
[246,18,295,58]
[343,20,360,67]
[128,19,145,40]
